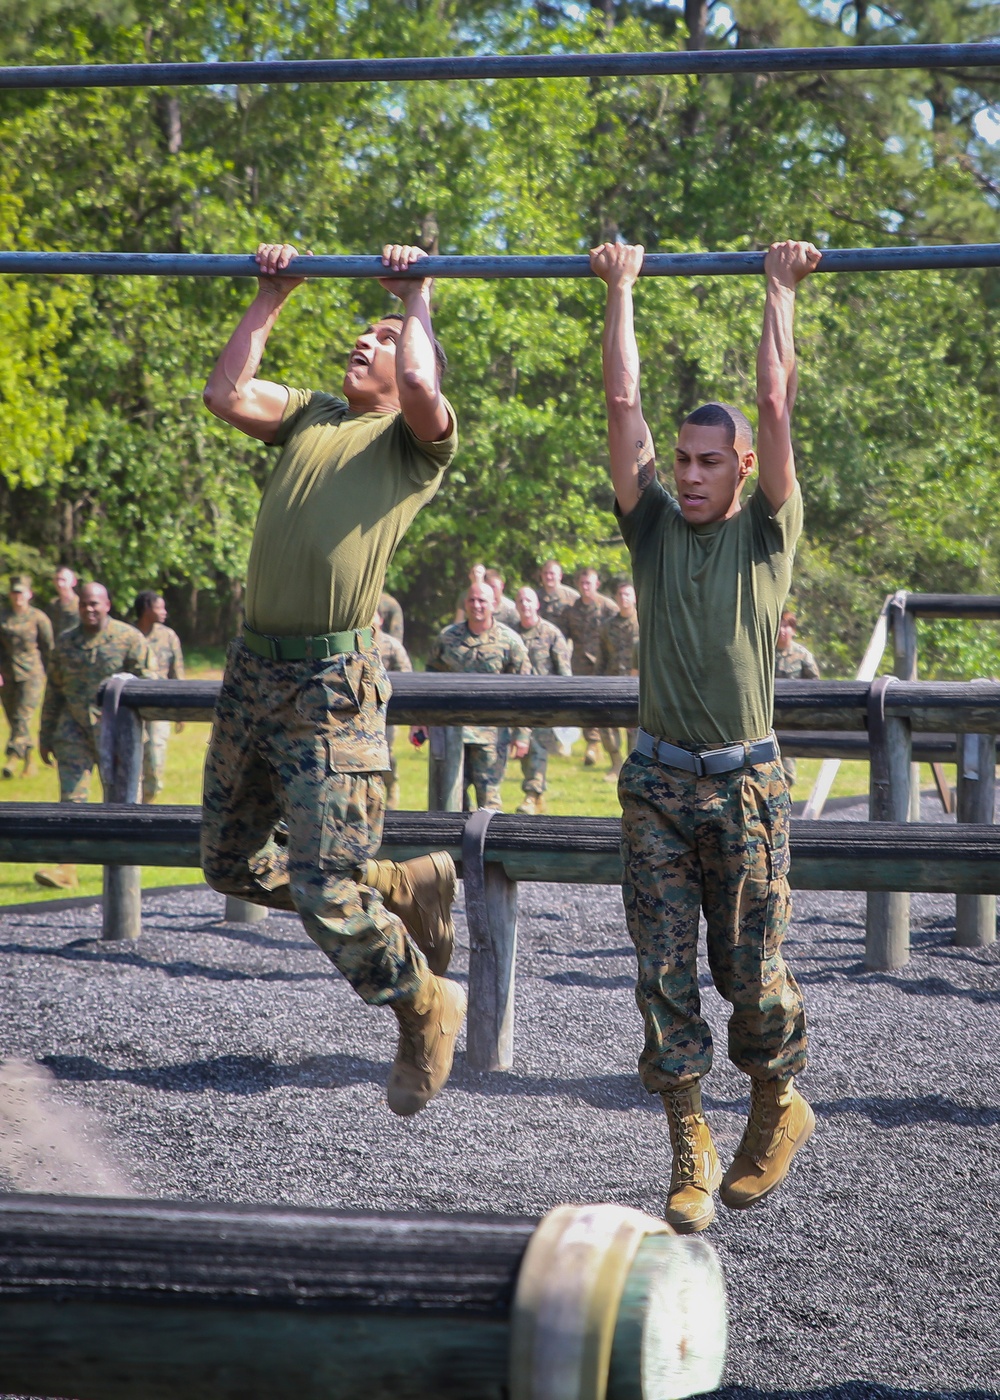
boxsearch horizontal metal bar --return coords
[903,593,1000,618]
[2,43,1000,92]
[4,246,1000,279]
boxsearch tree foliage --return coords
[1,0,999,667]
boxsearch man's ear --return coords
[739,448,757,481]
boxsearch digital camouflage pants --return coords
[201,640,428,1006]
[519,727,562,796]
[463,740,505,809]
[142,719,170,801]
[2,670,44,760]
[52,715,102,803]
[619,751,807,1093]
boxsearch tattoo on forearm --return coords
[635,439,654,492]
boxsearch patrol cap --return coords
[9,574,31,593]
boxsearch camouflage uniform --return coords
[202,639,432,1005]
[39,620,155,802]
[494,596,520,630]
[376,628,412,793]
[515,617,571,797]
[426,621,531,809]
[619,753,806,1091]
[378,592,405,643]
[564,592,618,750]
[537,582,579,635]
[0,606,53,762]
[142,621,185,802]
[598,610,640,757]
[774,639,820,786]
[46,597,79,638]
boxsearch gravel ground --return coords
[0,795,997,1400]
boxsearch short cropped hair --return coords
[134,589,159,620]
[684,401,754,455]
[381,312,448,380]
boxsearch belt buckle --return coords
[691,750,706,777]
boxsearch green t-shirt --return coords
[617,479,803,746]
[245,389,457,636]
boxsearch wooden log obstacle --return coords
[0,1195,727,1400]
[3,802,1000,1073]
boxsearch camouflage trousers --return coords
[519,727,562,796]
[142,719,171,802]
[2,670,44,760]
[619,751,807,1094]
[201,640,427,1007]
[583,725,622,755]
[463,740,505,810]
[52,715,102,803]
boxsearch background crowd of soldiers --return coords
[0,557,819,867]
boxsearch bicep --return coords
[608,412,657,517]
[755,402,796,509]
[205,377,290,445]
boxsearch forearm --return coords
[602,283,643,421]
[397,287,439,394]
[756,278,798,420]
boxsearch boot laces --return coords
[737,1080,782,1164]
[666,1093,700,1183]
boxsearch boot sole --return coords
[720,1103,816,1210]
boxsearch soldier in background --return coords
[35,582,154,888]
[514,586,571,815]
[598,579,641,780]
[374,606,412,808]
[774,610,821,787]
[134,590,186,804]
[0,575,53,779]
[422,581,531,810]
[46,566,80,637]
[378,591,405,643]
[483,568,520,629]
[563,566,618,767]
[454,562,486,622]
[537,559,579,633]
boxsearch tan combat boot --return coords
[516,793,543,815]
[21,753,36,779]
[1,761,14,779]
[387,975,467,1117]
[583,742,599,767]
[661,1082,722,1233]
[33,865,78,890]
[363,853,456,975]
[720,1076,815,1210]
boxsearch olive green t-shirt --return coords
[617,479,803,746]
[245,390,457,636]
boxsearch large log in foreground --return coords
[0,1195,726,1400]
[2,804,1000,895]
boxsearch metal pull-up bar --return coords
[1,41,1000,91]
[1,246,999,279]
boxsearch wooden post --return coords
[865,676,912,969]
[427,725,464,812]
[463,808,518,1071]
[0,1196,727,1400]
[98,675,144,942]
[955,731,997,948]
[224,896,269,924]
[891,592,922,821]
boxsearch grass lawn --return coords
[0,661,935,907]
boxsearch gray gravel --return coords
[0,794,998,1400]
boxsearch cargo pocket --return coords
[294,656,389,773]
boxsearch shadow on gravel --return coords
[0,938,330,984]
[852,973,999,1005]
[40,1052,386,1094]
[711,1388,997,1400]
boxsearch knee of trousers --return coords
[201,844,260,899]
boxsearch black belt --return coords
[635,727,779,776]
[242,623,374,662]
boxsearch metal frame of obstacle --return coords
[5,246,1000,278]
[0,1196,728,1400]
[3,40,1000,90]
